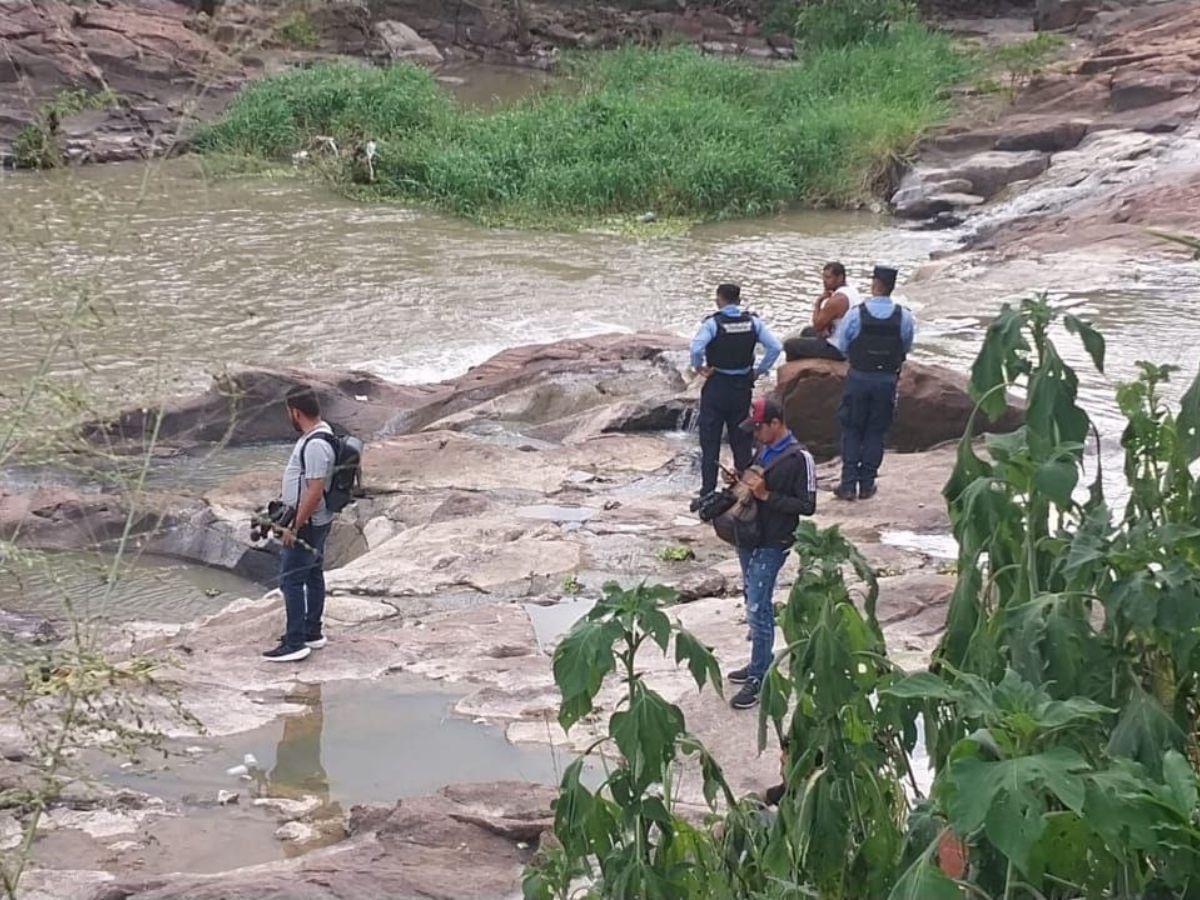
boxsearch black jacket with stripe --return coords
[752,442,817,549]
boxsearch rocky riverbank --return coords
[0,333,1021,898]
[0,0,786,167]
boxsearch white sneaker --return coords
[305,636,327,649]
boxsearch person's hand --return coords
[743,470,769,500]
[280,527,297,548]
[721,466,739,486]
[697,365,713,378]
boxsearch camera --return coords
[250,499,296,544]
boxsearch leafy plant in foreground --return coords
[523,582,728,899]
[753,521,918,899]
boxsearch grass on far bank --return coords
[196,25,970,228]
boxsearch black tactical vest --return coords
[705,310,758,370]
[848,305,906,374]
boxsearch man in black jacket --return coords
[726,397,817,710]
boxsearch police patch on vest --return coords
[721,321,754,334]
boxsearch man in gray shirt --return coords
[263,387,336,662]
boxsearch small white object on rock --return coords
[275,821,318,843]
[252,795,323,820]
[217,790,239,806]
[242,753,258,768]
[225,764,248,777]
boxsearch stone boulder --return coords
[375,20,444,66]
[994,118,1089,153]
[774,359,1024,459]
[93,334,686,448]
[1110,72,1198,113]
[1035,0,1099,31]
[92,781,556,899]
[928,150,1051,200]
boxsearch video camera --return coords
[249,499,296,544]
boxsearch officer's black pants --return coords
[698,372,754,495]
[838,369,898,492]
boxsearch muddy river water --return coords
[2,159,1197,435]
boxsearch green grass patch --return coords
[197,27,970,228]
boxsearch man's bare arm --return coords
[812,291,850,334]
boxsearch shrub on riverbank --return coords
[198,26,968,226]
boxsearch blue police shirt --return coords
[689,306,782,377]
[830,296,916,357]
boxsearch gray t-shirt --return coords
[282,423,336,527]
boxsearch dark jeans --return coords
[698,372,754,495]
[838,369,898,492]
[738,545,788,682]
[784,326,845,362]
[280,522,331,650]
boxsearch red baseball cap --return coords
[739,396,784,432]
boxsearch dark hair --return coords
[761,397,785,424]
[874,272,897,294]
[285,386,321,419]
[716,283,741,303]
[822,261,846,279]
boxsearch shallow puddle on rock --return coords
[109,678,571,811]
[0,550,262,626]
[525,597,596,653]
[879,529,958,561]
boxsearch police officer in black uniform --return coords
[830,264,916,501]
[689,283,782,499]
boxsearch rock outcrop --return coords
[92,781,556,900]
[93,333,688,447]
[895,0,1200,252]
[774,358,1024,458]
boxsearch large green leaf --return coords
[1174,365,1200,465]
[609,683,685,790]
[1064,313,1106,374]
[969,303,1027,421]
[673,627,722,697]
[1033,455,1078,508]
[946,745,1088,875]
[1107,687,1185,777]
[553,617,623,731]
[887,851,962,900]
[1161,749,1198,818]
[881,671,962,703]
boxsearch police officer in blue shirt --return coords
[829,264,916,501]
[689,283,782,499]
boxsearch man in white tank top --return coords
[783,261,862,361]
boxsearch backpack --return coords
[711,445,805,548]
[301,428,364,513]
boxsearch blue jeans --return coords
[279,522,331,650]
[838,369,898,492]
[738,545,788,682]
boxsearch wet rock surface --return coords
[94,781,556,900]
[3,330,969,893]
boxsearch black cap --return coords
[872,263,899,282]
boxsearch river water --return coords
[2,158,1197,440]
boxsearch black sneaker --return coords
[858,484,877,500]
[730,678,761,710]
[727,666,751,685]
[277,633,327,649]
[832,485,857,501]
[262,643,311,663]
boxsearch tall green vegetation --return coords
[527,298,1200,898]
[198,28,968,227]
